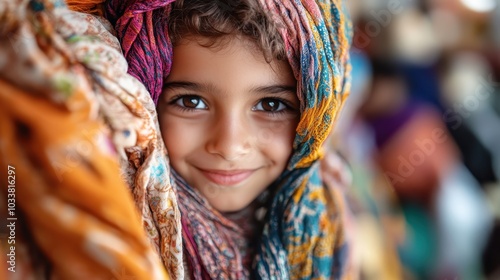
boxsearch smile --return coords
[198,168,256,186]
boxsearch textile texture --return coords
[0,0,181,279]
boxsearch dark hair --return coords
[167,0,286,62]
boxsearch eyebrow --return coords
[163,81,296,96]
[163,81,216,93]
[249,85,297,95]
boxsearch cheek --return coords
[258,120,297,165]
[160,116,196,162]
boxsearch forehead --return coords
[166,36,295,90]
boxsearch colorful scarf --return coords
[253,1,352,278]
[2,0,351,279]
[103,0,352,279]
[0,1,180,279]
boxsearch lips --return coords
[198,168,255,186]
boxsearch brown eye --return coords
[175,95,207,109]
[254,98,287,112]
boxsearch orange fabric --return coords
[0,79,167,280]
[0,1,171,278]
[66,0,105,16]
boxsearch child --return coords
[1,0,351,279]
[106,0,352,278]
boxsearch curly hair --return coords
[167,0,286,62]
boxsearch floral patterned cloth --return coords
[0,0,180,279]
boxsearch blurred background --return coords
[330,0,500,279]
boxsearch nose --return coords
[205,112,251,161]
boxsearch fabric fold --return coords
[0,0,182,278]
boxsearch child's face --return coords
[158,36,299,212]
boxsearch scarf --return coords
[103,0,352,279]
[0,0,180,278]
[3,0,351,279]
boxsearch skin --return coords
[158,36,299,212]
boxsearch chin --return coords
[208,197,251,213]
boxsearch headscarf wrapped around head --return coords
[102,0,352,279]
[260,0,352,169]
[103,0,351,168]
[104,0,175,104]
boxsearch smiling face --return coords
[158,36,299,212]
